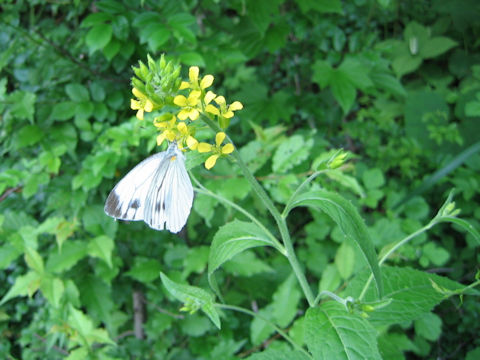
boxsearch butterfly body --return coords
[104,142,193,233]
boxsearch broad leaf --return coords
[284,190,383,298]
[160,272,220,329]
[305,302,382,360]
[345,266,477,326]
[88,235,114,268]
[273,135,313,173]
[0,271,41,305]
[247,348,310,360]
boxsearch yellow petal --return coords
[229,101,243,111]
[205,104,220,115]
[157,133,166,146]
[200,75,214,89]
[177,122,187,134]
[189,66,199,82]
[198,142,213,153]
[144,100,154,112]
[179,81,190,90]
[205,154,219,170]
[215,132,226,146]
[130,99,140,110]
[187,136,198,150]
[136,109,144,120]
[189,109,200,120]
[166,130,176,142]
[177,110,189,121]
[214,96,226,105]
[174,95,187,106]
[222,143,234,154]
[154,121,168,128]
[132,87,144,98]
[223,111,234,118]
[204,91,216,104]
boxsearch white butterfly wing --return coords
[144,147,193,233]
[104,152,168,221]
[105,143,193,233]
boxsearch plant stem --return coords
[200,114,315,307]
[215,303,313,359]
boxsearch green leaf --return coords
[465,100,480,117]
[420,37,457,59]
[346,266,475,326]
[338,58,373,90]
[370,72,407,98]
[392,54,422,77]
[40,277,64,308]
[319,264,342,293]
[247,349,310,360]
[272,135,313,173]
[182,246,209,277]
[24,246,44,274]
[208,220,278,291]
[77,275,114,328]
[0,271,41,305]
[46,241,87,273]
[15,125,44,148]
[312,61,334,88]
[65,347,89,360]
[330,70,357,113]
[88,235,114,268]
[80,12,112,28]
[50,101,77,121]
[305,302,382,360]
[148,26,170,52]
[126,257,162,283]
[272,274,302,327]
[296,0,343,14]
[223,251,273,277]
[362,168,385,190]
[0,243,22,270]
[86,24,113,53]
[284,189,383,298]
[437,216,480,245]
[160,272,221,329]
[414,312,442,341]
[8,90,36,122]
[334,242,355,280]
[66,83,90,102]
[179,52,206,67]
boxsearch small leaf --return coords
[284,189,383,298]
[330,70,357,113]
[86,24,113,53]
[0,271,41,305]
[87,235,114,268]
[15,125,44,148]
[160,272,221,329]
[272,135,313,173]
[414,312,442,341]
[420,37,457,59]
[208,220,278,292]
[305,302,382,360]
[334,242,355,280]
[24,247,44,274]
[65,83,90,102]
[126,257,162,283]
[40,277,64,308]
[50,101,77,121]
[246,348,310,360]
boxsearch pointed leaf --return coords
[284,190,383,298]
[160,272,220,329]
[0,271,41,305]
[88,235,114,267]
[305,302,382,360]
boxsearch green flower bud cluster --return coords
[131,54,182,109]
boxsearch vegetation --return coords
[1,1,479,359]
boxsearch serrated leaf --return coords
[77,275,113,327]
[87,235,114,267]
[273,135,313,173]
[46,241,87,273]
[346,266,475,326]
[330,70,357,113]
[0,271,41,305]
[24,246,44,274]
[40,277,64,308]
[86,24,112,53]
[305,302,382,360]
[284,189,383,298]
[160,272,220,329]
[338,58,373,90]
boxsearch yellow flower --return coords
[206,96,243,119]
[197,132,234,169]
[174,90,201,121]
[179,66,214,92]
[176,122,198,150]
[154,113,177,146]
[130,87,154,120]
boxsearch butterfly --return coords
[104,142,193,233]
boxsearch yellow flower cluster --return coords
[130,65,243,169]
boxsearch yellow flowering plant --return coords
[130,55,243,170]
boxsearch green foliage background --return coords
[1,0,480,359]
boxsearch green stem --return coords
[215,303,313,359]
[190,174,285,253]
[200,114,315,307]
[358,220,436,301]
[282,170,325,217]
